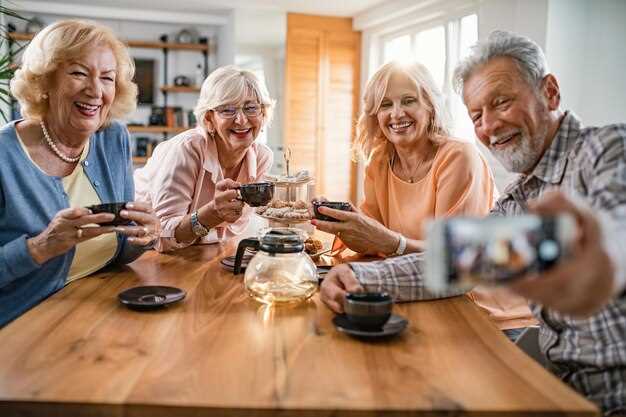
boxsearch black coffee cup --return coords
[312,201,352,222]
[237,182,274,207]
[86,202,132,226]
[344,292,392,330]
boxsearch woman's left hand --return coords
[311,205,399,255]
[115,201,161,246]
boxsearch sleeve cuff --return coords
[3,235,41,278]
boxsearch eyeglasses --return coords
[214,103,263,119]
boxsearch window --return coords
[381,13,478,141]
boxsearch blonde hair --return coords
[10,19,137,125]
[354,61,451,160]
[193,65,275,132]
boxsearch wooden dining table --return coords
[0,237,600,417]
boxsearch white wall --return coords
[546,0,626,126]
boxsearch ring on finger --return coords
[142,226,149,236]
[76,228,83,239]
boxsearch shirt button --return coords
[83,160,89,167]
[94,181,99,187]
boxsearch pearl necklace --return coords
[40,121,82,163]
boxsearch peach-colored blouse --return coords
[360,140,536,330]
[134,127,272,252]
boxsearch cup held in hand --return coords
[86,202,132,226]
[238,182,274,207]
[312,201,352,222]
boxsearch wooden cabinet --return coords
[284,14,361,202]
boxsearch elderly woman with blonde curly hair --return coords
[314,61,536,339]
[134,66,275,252]
[0,20,161,327]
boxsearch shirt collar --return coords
[200,127,259,183]
[525,111,582,185]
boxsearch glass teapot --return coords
[234,228,317,305]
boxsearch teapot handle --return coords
[234,238,260,275]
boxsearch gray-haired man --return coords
[320,31,626,416]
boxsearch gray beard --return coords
[489,132,545,174]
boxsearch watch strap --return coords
[190,211,209,237]
[394,233,407,256]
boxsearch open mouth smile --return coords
[389,121,414,133]
[75,101,101,117]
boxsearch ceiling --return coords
[26,0,386,17]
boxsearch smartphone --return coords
[424,215,577,292]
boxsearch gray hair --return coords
[453,30,549,96]
[193,65,275,132]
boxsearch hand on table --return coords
[320,264,364,313]
[509,191,616,317]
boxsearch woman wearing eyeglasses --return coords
[134,65,275,252]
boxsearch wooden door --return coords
[284,14,361,202]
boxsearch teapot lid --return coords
[259,228,304,254]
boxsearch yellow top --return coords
[16,133,118,284]
[358,140,536,330]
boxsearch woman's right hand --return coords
[26,207,116,265]
[211,178,244,223]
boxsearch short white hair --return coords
[193,65,275,132]
[453,30,549,96]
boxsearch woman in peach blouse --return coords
[134,66,274,252]
[313,62,536,338]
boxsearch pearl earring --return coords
[42,93,48,100]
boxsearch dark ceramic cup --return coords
[238,182,275,207]
[86,202,132,226]
[344,292,392,330]
[312,201,352,222]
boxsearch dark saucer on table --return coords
[118,286,186,310]
[220,254,253,272]
[332,314,408,338]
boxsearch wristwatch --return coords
[394,233,407,256]
[190,211,209,237]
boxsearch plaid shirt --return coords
[350,112,626,415]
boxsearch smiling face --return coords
[463,57,556,174]
[46,44,117,141]
[206,92,264,152]
[376,72,432,147]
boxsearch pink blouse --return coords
[134,127,273,252]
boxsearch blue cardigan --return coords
[0,120,144,327]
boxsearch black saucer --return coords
[118,286,186,310]
[220,254,253,272]
[333,314,408,338]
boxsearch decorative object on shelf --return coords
[173,75,191,87]
[149,106,166,126]
[187,110,197,127]
[135,137,151,157]
[25,17,44,34]
[176,28,199,44]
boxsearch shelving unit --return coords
[7,30,212,165]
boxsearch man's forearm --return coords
[349,252,467,302]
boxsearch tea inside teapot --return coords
[241,228,317,304]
